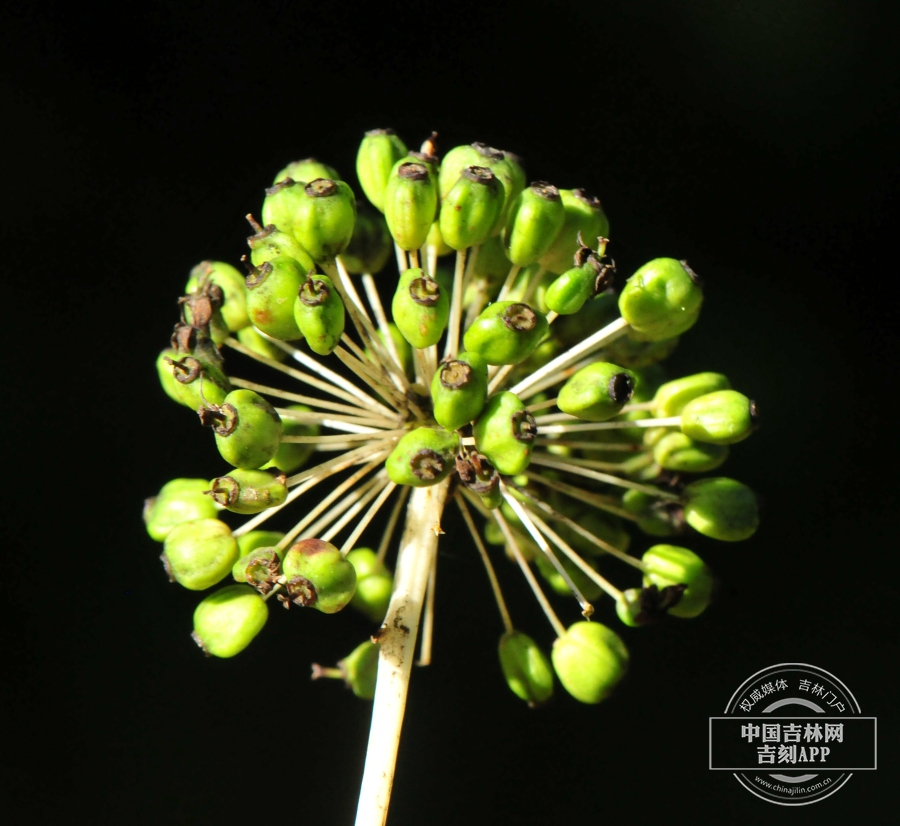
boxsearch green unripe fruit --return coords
[544,247,615,315]
[386,427,460,487]
[384,161,439,251]
[293,273,345,355]
[472,392,536,475]
[192,584,268,658]
[338,640,380,700]
[391,268,449,349]
[535,553,603,601]
[463,301,548,365]
[622,489,684,537]
[186,261,250,332]
[503,181,566,267]
[683,477,759,541]
[347,548,393,623]
[282,538,357,613]
[244,255,305,341]
[246,221,317,275]
[439,166,503,250]
[235,325,287,362]
[261,178,306,238]
[231,547,282,589]
[274,157,340,186]
[236,531,285,556]
[357,128,408,212]
[498,630,554,706]
[615,583,690,627]
[654,372,731,417]
[557,362,635,422]
[552,622,629,704]
[156,349,230,410]
[642,544,714,618]
[680,390,757,445]
[161,518,239,591]
[618,258,703,341]
[431,352,488,432]
[291,179,357,264]
[209,389,283,470]
[340,208,392,275]
[207,468,287,514]
[441,143,524,235]
[538,189,609,275]
[263,404,319,473]
[653,431,729,472]
[144,478,219,541]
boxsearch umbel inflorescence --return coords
[145,129,759,824]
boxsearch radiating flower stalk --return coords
[145,130,760,826]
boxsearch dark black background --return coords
[3,1,897,823]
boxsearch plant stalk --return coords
[354,479,450,826]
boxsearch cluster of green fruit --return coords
[145,129,759,707]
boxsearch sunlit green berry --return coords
[282,538,357,613]
[653,372,731,417]
[683,477,759,541]
[498,631,554,707]
[338,640,381,700]
[293,273,345,355]
[236,531,285,556]
[618,258,703,341]
[503,182,566,267]
[186,261,250,332]
[161,518,239,591]
[340,208,392,275]
[246,219,317,274]
[538,189,609,275]
[384,161,439,251]
[431,352,488,432]
[274,157,340,186]
[557,362,635,422]
[385,427,460,487]
[653,431,729,472]
[192,584,268,658]
[244,255,305,341]
[235,325,287,362]
[622,489,684,537]
[357,128,408,212]
[439,166,503,250]
[156,349,231,409]
[231,546,282,589]
[425,219,453,257]
[551,622,629,704]
[208,389,283,470]
[472,392,536,475]
[642,544,714,618]
[615,583,690,627]
[463,301,548,365]
[263,404,319,473]
[207,468,287,514]
[144,478,219,541]
[291,178,357,264]
[391,267,449,349]
[261,178,306,238]
[680,390,757,445]
[347,548,393,623]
